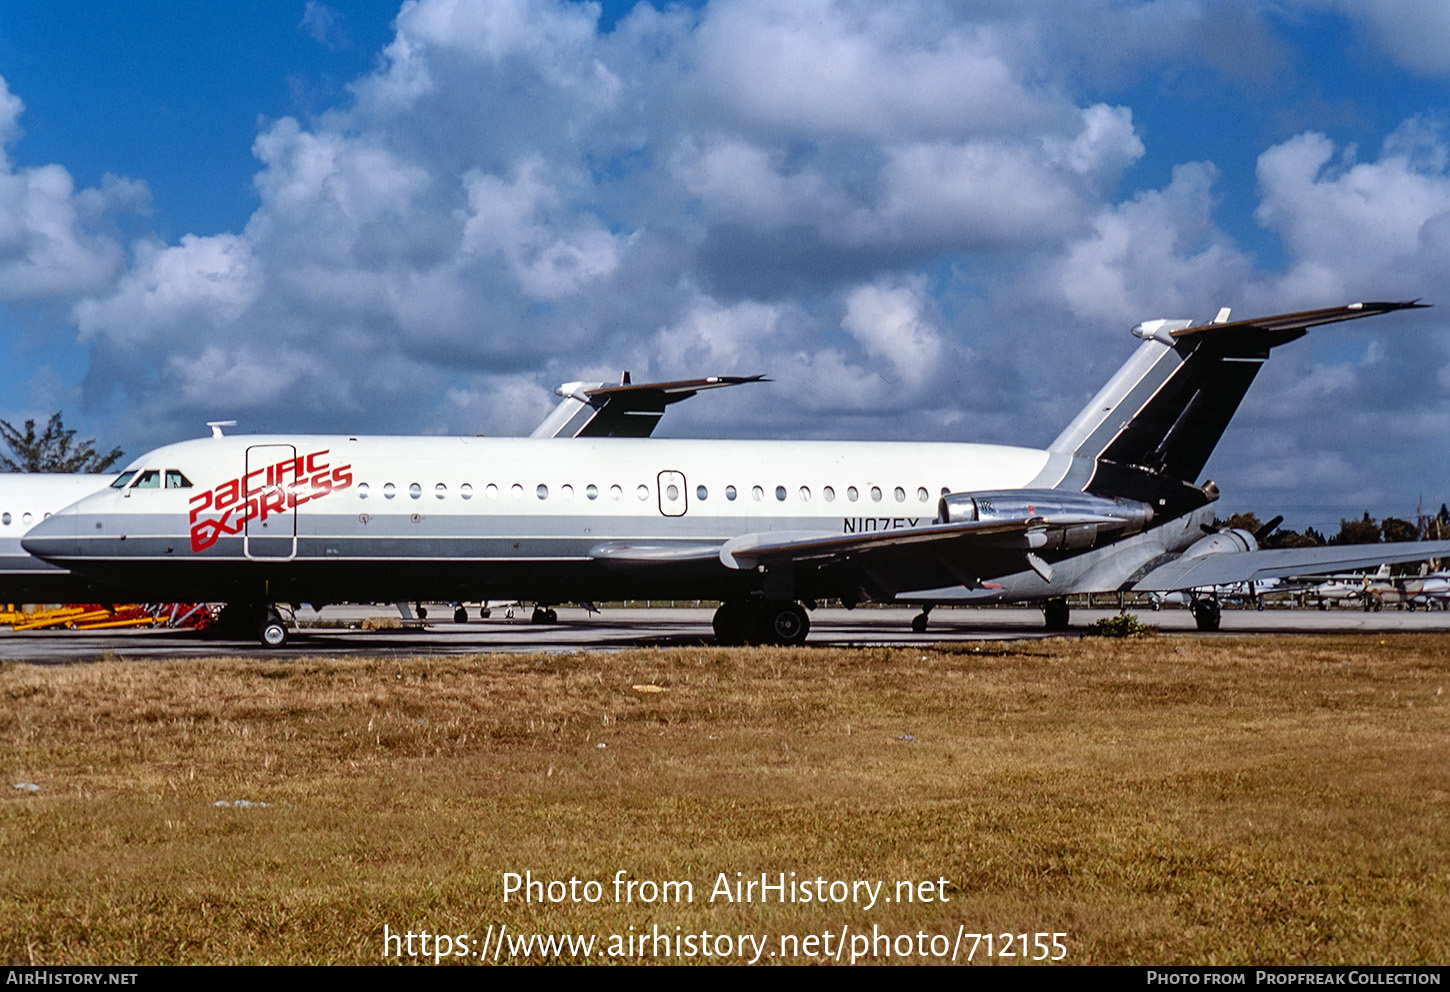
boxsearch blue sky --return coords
[0,0,1448,532]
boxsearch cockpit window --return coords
[165,470,193,489]
[132,470,161,489]
[110,471,137,489]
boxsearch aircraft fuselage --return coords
[21,434,1197,606]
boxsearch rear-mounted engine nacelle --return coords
[937,489,1154,550]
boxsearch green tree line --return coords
[1221,507,1450,547]
[0,412,123,473]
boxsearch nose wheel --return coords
[213,602,293,648]
[259,615,289,648]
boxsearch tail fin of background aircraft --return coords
[1049,301,1424,507]
[530,373,767,438]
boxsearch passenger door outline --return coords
[244,444,298,560]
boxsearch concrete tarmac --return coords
[0,603,1445,662]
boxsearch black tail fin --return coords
[1048,301,1425,504]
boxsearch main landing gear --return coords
[1190,597,1221,632]
[1043,598,1071,631]
[450,603,493,623]
[712,599,810,646]
[914,599,1072,634]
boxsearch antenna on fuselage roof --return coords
[207,421,237,438]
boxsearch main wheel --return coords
[712,601,750,646]
[911,612,930,633]
[1043,598,1070,631]
[1191,599,1221,632]
[759,601,809,646]
[454,607,469,624]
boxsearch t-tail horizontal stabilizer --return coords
[530,373,768,439]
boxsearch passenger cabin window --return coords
[133,470,161,489]
[165,470,193,489]
[110,471,137,489]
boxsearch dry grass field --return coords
[2,633,1447,965]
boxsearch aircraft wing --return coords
[705,511,1158,602]
[1131,540,1450,591]
[715,519,1049,569]
[587,520,1042,575]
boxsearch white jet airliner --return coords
[0,473,120,601]
[23,301,1450,647]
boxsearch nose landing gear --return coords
[213,602,293,648]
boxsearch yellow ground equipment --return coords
[0,603,214,631]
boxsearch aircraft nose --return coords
[21,508,78,562]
